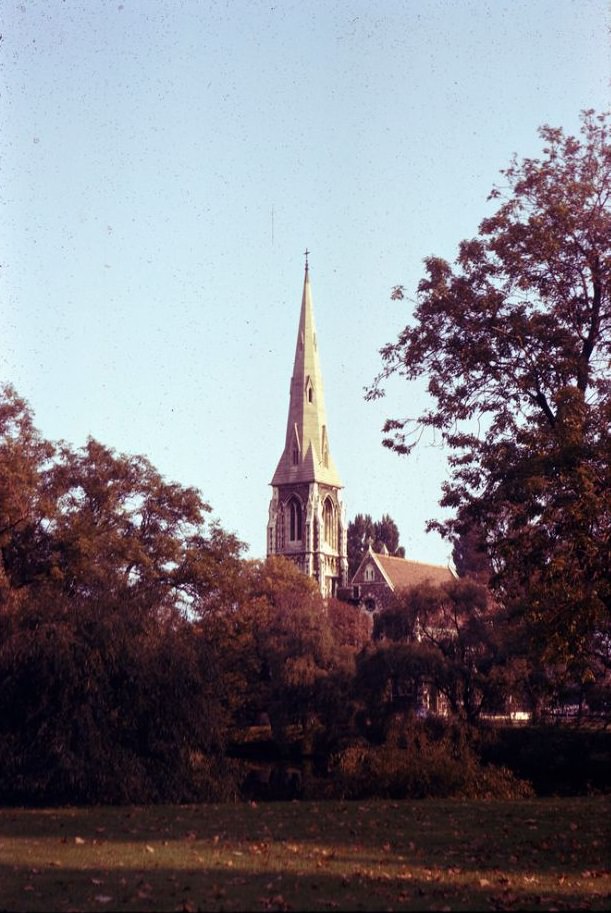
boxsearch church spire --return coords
[271,257,342,488]
[267,256,348,597]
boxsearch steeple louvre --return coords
[267,258,348,598]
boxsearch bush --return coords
[329,721,533,800]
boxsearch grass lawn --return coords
[0,797,608,911]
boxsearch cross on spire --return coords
[304,248,310,271]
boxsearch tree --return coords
[451,509,493,583]
[0,385,54,602]
[347,512,405,578]
[326,596,373,650]
[235,558,375,754]
[368,110,610,670]
[237,557,333,745]
[1,429,245,617]
[0,387,248,803]
[373,578,497,723]
[355,640,443,735]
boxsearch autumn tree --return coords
[0,385,53,602]
[372,579,498,723]
[235,558,373,754]
[236,557,332,745]
[326,596,373,651]
[369,110,610,672]
[347,512,405,578]
[355,640,443,736]
[0,387,247,803]
[451,508,493,584]
[36,437,243,613]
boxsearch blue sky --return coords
[2,0,609,564]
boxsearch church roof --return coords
[353,546,456,591]
[271,261,343,488]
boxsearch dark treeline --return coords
[0,385,609,805]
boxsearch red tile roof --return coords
[369,551,455,591]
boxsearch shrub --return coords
[329,721,533,800]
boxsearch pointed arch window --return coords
[288,497,303,542]
[305,376,313,404]
[323,497,337,550]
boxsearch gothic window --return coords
[288,498,302,542]
[323,497,337,549]
[292,446,299,465]
[364,563,375,581]
[305,377,313,404]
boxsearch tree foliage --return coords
[0,385,246,803]
[451,510,493,583]
[368,110,611,669]
[0,589,243,804]
[372,579,497,722]
[1,374,605,804]
[236,558,365,752]
[347,512,405,578]
[0,386,53,603]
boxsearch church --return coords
[267,254,454,604]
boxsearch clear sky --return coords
[2,0,609,565]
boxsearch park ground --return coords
[0,797,609,912]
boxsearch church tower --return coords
[267,254,348,597]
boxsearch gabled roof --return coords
[352,545,456,591]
